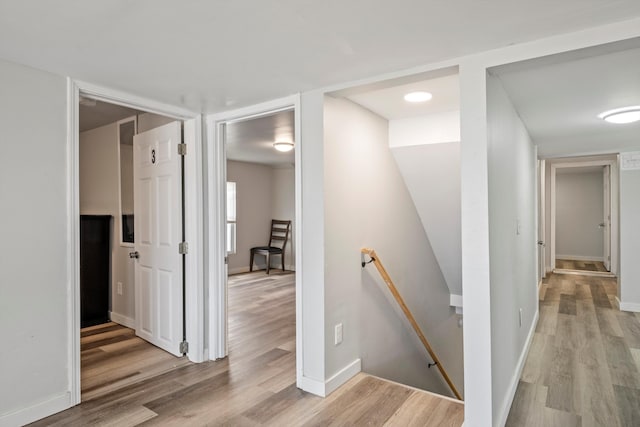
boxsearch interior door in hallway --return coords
[133,121,184,356]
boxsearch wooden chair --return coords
[250,220,291,274]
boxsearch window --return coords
[226,182,237,254]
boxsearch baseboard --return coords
[496,308,539,427]
[228,266,253,275]
[297,358,361,398]
[109,311,135,329]
[228,264,295,275]
[325,358,361,396]
[618,299,640,313]
[298,375,326,397]
[0,392,71,427]
[555,255,604,262]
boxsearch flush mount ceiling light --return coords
[404,91,433,103]
[273,141,294,152]
[598,106,640,124]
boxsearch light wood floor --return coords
[556,259,609,273]
[506,273,640,427]
[30,270,463,426]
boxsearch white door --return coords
[603,165,611,271]
[133,121,184,356]
[538,160,546,280]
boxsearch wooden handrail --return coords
[361,247,463,400]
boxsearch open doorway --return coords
[77,97,193,400]
[548,157,618,277]
[224,109,297,380]
[208,97,303,390]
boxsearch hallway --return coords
[506,273,640,426]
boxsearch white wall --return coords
[80,123,136,324]
[390,141,462,296]
[486,74,538,424]
[388,111,460,148]
[272,167,296,270]
[555,171,604,260]
[619,165,640,310]
[226,160,273,273]
[0,59,70,424]
[323,96,463,395]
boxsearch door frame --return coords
[549,158,618,273]
[206,95,303,386]
[537,159,546,283]
[67,79,206,406]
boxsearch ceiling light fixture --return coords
[273,141,294,152]
[404,91,433,103]
[598,106,640,124]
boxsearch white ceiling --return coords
[494,39,640,157]
[225,110,295,167]
[346,73,459,120]
[1,2,640,114]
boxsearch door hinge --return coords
[180,340,189,354]
[178,143,187,156]
[179,242,189,254]
[225,256,228,265]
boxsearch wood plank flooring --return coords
[80,322,191,401]
[506,273,640,427]
[556,259,608,272]
[30,270,463,426]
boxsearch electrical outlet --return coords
[334,323,343,345]
[117,282,123,295]
[519,308,523,327]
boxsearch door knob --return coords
[129,251,140,259]
[537,241,545,246]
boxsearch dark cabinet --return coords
[80,215,111,328]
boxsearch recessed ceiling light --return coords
[404,91,433,103]
[273,141,294,152]
[598,106,640,124]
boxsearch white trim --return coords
[553,269,615,278]
[296,359,362,398]
[206,95,306,391]
[109,311,135,329]
[68,80,206,408]
[76,80,195,119]
[0,392,71,427]
[370,374,463,403]
[555,255,604,262]
[66,78,81,407]
[227,264,296,276]
[617,299,640,313]
[549,159,618,274]
[325,359,362,396]
[297,376,326,397]
[496,309,539,427]
[184,116,206,363]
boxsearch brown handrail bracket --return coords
[360,247,463,401]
